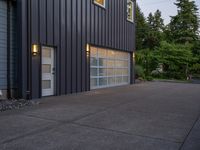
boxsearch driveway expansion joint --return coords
[72,122,182,144]
[178,111,200,150]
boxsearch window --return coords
[94,0,106,8]
[90,47,130,89]
[127,0,134,22]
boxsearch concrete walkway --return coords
[0,82,200,150]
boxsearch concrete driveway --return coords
[1,82,200,150]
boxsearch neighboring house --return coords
[0,0,136,99]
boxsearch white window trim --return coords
[94,0,106,8]
[127,0,134,23]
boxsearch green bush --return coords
[135,65,145,79]
[146,76,154,81]
[136,41,200,80]
[151,70,163,78]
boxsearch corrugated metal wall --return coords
[10,1,17,95]
[18,0,136,99]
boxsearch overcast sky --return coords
[137,0,200,25]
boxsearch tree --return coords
[147,13,154,29]
[144,10,165,50]
[148,10,164,32]
[135,2,200,80]
[136,42,199,80]
[154,42,193,79]
[192,40,200,56]
[135,4,149,50]
[169,0,199,44]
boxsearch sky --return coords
[137,0,200,25]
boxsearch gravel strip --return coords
[0,99,39,112]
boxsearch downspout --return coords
[7,0,11,99]
[26,0,31,100]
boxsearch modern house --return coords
[0,0,136,100]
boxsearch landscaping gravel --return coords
[0,99,39,112]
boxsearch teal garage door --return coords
[0,0,8,90]
[0,0,17,94]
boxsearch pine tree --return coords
[169,0,199,44]
[144,10,165,50]
[147,13,154,29]
[192,40,200,55]
[148,10,164,32]
[136,5,149,50]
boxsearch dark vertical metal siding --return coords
[10,1,17,93]
[60,0,66,94]
[19,0,135,98]
[66,0,72,94]
[77,0,82,92]
[17,0,27,98]
[71,0,77,93]
[31,0,40,98]
[39,0,46,44]
[86,0,91,91]
[81,0,86,92]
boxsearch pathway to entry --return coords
[1,82,200,150]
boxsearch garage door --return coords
[90,47,130,89]
[0,0,17,92]
[0,0,8,89]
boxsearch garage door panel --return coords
[90,47,130,89]
[0,0,17,91]
[0,0,7,89]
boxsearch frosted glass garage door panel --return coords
[90,47,130,89]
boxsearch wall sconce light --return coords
[86,44,90,57]
[132,52,135,59]
[32,44,39,56]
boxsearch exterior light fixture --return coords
[132,52,135,59]
[32,44,39,56]
[86,44,90,57]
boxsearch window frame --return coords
[93,0,106,8]
[127,0,134,23]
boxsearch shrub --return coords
[146,76,154,81]
[136,42,200,80]
[135,65,145,79]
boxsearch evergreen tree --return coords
[136,4,149,50]
[147,13,154,29]
[192,40,200,55]
[148,10,164,32]
[169,0,199,43]
[144,10,165,50]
